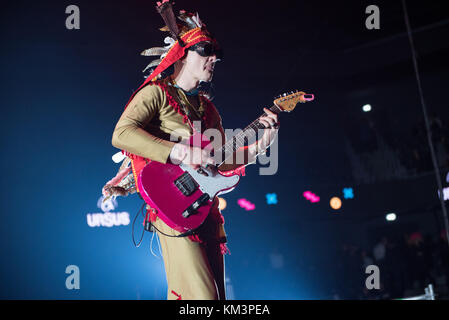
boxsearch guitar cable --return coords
[131,202,146,247]
[148,219,197,238]
[131,199,198,249]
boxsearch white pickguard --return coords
[179,164,240,198]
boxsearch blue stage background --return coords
[1,0,448,299]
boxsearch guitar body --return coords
[137,133,240,233]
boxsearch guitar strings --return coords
[174,103,281,185]
[173,116,274,186]
[215,104,281,164]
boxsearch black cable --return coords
[401,0,449,249]
[132,198,197,245]
[149,220,197,238]
[131,202,146,247]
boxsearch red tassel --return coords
[187,234,203,243]
[171,290,182,300]
[220,243,230,255]
[216,211,225,225]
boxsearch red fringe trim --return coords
[121,80,194,159]
[220,243,230,255]
[187,234,203,243]
[171,290,182,300]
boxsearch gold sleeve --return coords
[111,85,175,164]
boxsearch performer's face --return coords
[184,44,218,82]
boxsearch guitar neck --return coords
[215,104,282,166]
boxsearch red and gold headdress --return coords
[140,0,218,85]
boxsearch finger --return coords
[201,158,215,168]
[264,109,279,123]
[263,107,275,116]
[202,151,215,162]
[262,117,276,127]
[268,113,278,122]
[205,157,216,166]
[261,114,275,121]
[201,151,216,166]
[268,115,279,127]
[262,112,278,123]
[259,119,271,128]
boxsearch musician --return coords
[106,1,278,300]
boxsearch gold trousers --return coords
[153,217,226,300]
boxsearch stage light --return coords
[266,193,278,205]
[218,197,227,211]
[362,104,372,112]
[386,213,396,221]
[237,198,255,211]
[330,197,342,210]
[303,191,320,203]
[112,151,126,163]
[343,187,354,199]
[438,187,449,201]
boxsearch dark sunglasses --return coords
[189,42,224,60]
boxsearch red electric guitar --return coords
[137,91,314,233]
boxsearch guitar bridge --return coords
[174,172,198,196]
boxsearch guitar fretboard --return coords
[215,104,282,166]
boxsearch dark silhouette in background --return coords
[333,232,449,299]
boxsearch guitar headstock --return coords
[273,90,314,112]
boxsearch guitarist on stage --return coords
[105,1,279,300]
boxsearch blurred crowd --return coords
[232,230,449,299]
[331,231,449,300]
[397,113,449,174]
[346,112,449,183]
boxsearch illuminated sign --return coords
[237,198,256,211]
[330,197,342,210]
[266,193,278,205]
[86,196,130,227]
[343,188,354,199]
[303,191,320,203]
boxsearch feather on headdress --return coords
[138,0,217,85]
[156,0,185,46]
